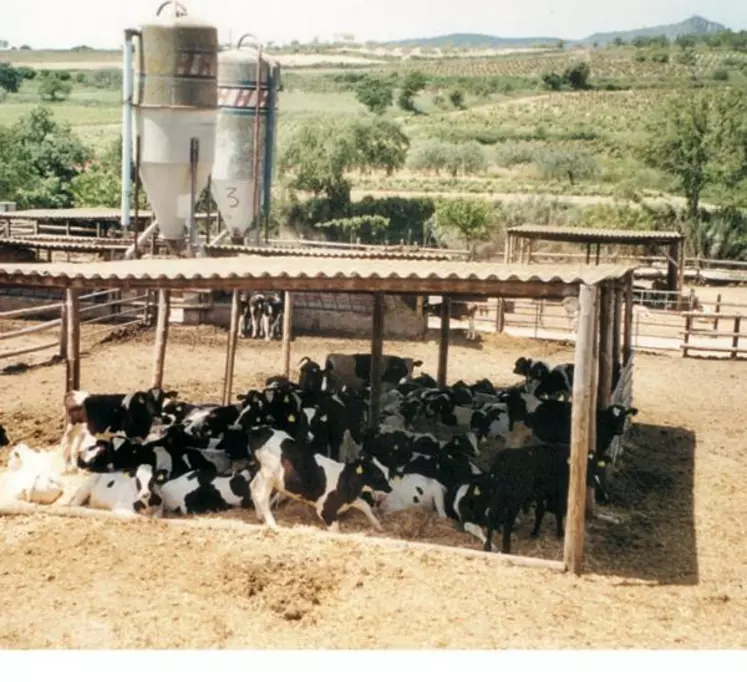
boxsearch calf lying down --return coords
[377,473,446,518]
[1,443,64,505]
[66,464,167,517]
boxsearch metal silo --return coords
[209,34,279,245]
[123,0,219,256]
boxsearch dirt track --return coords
[0,328,745,648]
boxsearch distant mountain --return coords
[381,15,729,50]
[580,15,728,46]
[384,33,561,49]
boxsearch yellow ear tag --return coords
[567,458,571,464]
[288,415,296,423]
[356,465,364,474]
[284,396,290,403]
[139,396,145,404]
[598,461,606,468]
[474,487,481,496]
[320,415,328,423]
[394,445,399,450]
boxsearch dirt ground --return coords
[0,327,745,649]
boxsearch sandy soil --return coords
[0,327,745,648]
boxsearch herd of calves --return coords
[0,352,637,555]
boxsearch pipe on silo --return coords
[120,29,139,233]
[263,61,279,241]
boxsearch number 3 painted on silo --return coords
[226,187,239,208]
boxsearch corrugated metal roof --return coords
[0,208,155,221]
[0,255,636,295]
[205,244,461,261]
[506,225,684,243]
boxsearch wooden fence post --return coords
[58,300,67,360]
[714,294,722,331]
[151,289,171,390]
[682,314,692,358]
[369,293,385,429]
[281,292,293,378]
[65,289,80,392]
[437,297,451,389]
[222,289,242,405]
[731,315,741,360]
[495,298,505,333]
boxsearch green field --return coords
[1,43,744,227]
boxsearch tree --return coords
[640,90,747,217]
[0,62,24,93]
[38,72,72,101]
[435,197,495,248]
[354,75,393,115]
[563,62,591,90]
[542,72,564,91]
[398,71,427,112]
[349,118,410,175]
[9,106,91,208]
[279,116,410,208]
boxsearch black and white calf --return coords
[61,387,176,472]
[513,357,575,400]
[246,427,392,532]
[66,463,168,517]
[240,292,283,340]
[378,473,447,517]
[160,466,259,515]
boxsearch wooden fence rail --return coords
[0,287,151,366]
[681,311,746,358]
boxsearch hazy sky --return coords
[3,0,746,49]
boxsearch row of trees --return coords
[0,62,73,101]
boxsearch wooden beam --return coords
[64,288,80,392]
[612,283,623,371]
[622,272,634,363]
[281,292,293,378]
[503,234,512,264]
[438,296,451,388]
[676,238,685,293]
[597,283,614,410]
[0,274,583,301]
[369,293,385,429]
[222,289,241,405]
[151,289,171,390]
[564,284,598,576]
[585,243,592,264]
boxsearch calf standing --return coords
[60,387,175,472]
[247,427,392,532]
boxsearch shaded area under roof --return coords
[0,255,636,298]
[0,208,154,221]
[506,225,684,245]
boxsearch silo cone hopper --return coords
[210,34,273,245]
[132,1,219,255]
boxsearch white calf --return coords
[66,464,166,517]
[1,443,64,505]
[378,473,447,517]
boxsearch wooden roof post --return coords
[64,288,80,392]
[437,296,451,388]
[598,283,614,411]
[151,288,171,390]
[281,292,293,378]
[622,272,634,364]
[369,293,385,429]
[612,283,623,375]
[222,289,241,405]
[564,283,598,576]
